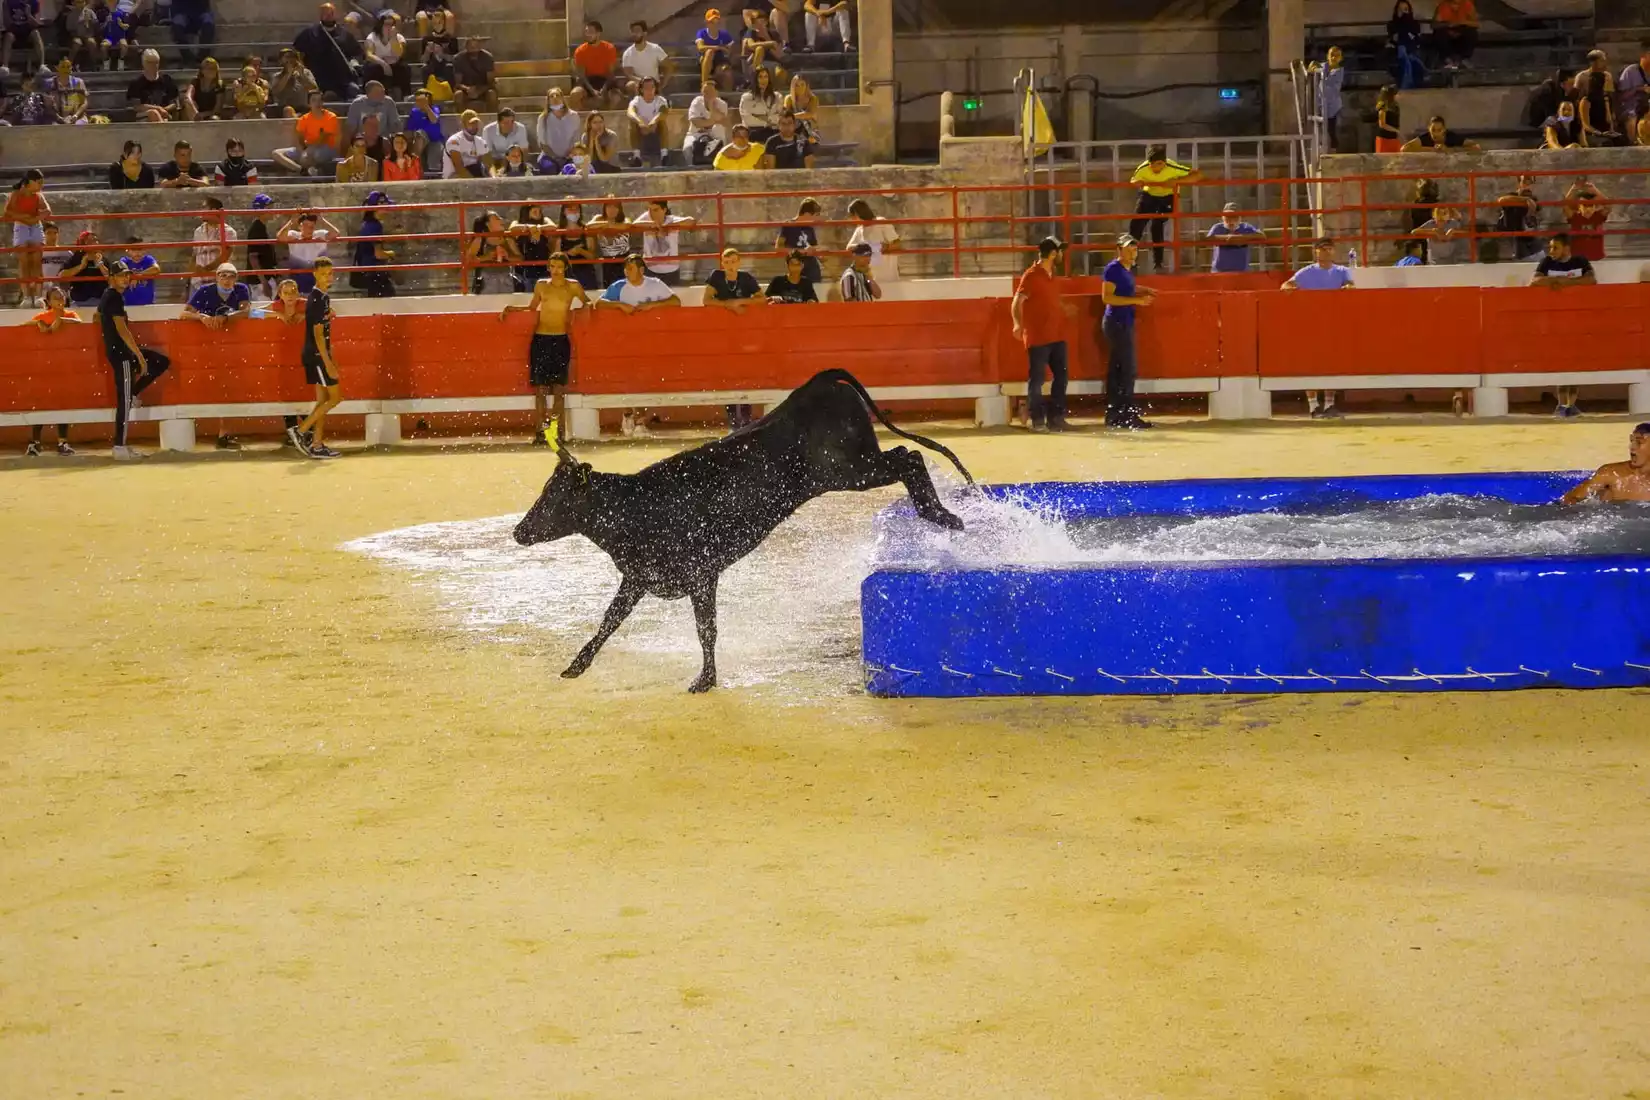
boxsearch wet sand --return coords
[3,418,1648,1098]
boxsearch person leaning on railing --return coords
[24,286,77,457]
[1128,145,1202,273]
[1280,238,1354,421]
[1400,114,1481,151]
[1529,231,1597,418]
[1543,99,1584,148]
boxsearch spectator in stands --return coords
[127,48,178,122]
[170,0,214,67]
[351,190,396,298]
[1431,0,1477,69]
[598,251,679,312]
[512,203,552,288]
[1281,238,1354,419]
[119,236,159,305]
[587,198,633,286]
[1531,231,1596,417]
[838,240,879,301]
[381,131,422,181]
[705,246,764,427]
[784,73,821,139]
[697,9,735,89]
[1580,70,1622,145]
[363,11,412,98]
[556,200,598,289]
[293,3,362,101]
[1526,69,1572,134]
[741,7,787,89]
[1414,203,1467,264]
[183,260,252,333]
[571,19,623,111]
[740,64,781,142]
[479,105,529,171]
[62,229,110,306]
[4,65,53,124]
[277,208,339,293]
[158,139,210,189]
[345,80,400,149]
[1494,174,1540,259]
[776,198,823,282]
[243,193,279,300]
[847,198,900,284]
[179,58,225,121]
[1013,236,1075,432]
[335,131,379,183]
[1386,0,1425,89]
[443,108,486,177]
[1308,46,1345,152]
[44,57,86,125]
[685,79,731,162]
[493,145,534,177]
[230,62,270,119]
[190,196,236,293]
[2,0,46,78]
[633,198,695,285]
[415,0,455,41]
[627,77,669,167]
[1128,145,1201,272]
[1620,45,1650,141]
[1206,202,1264,273]
[24,287,76,457]
[1401,114,1480,151]
[1575,50,1613,103]
[109,138,154,189]
[763,107,816,168]
[1395,238,1425,265]
[531,90,577,175]
[4,167,49,307]
[583,109,623,173]
[40,221,70,297]
[713,122,765,169]
[1543,98,1583,148]
[102,1,137,74]
[419,16,458,100]
[404,88,442,167]
[62,0,105,72]
[468,210,520,295]
[766,249,818,304]
[768,0,798,51]
[454,34,497,113]
[1564,179,1608,261]
[622,20,671,98]
[213,136,259,187]
[1101,234,1156,429]
[1403,177,1439,262]
[270,48,317,117]
[804,0,853,52]
[273,90,340,175]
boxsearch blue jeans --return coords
[1027,341,1068,426]
[1393,44,1425,89]
[1102,317,1138,424]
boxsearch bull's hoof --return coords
[923,507,965,532]
[561,661,589,679]
[687,672,717,693]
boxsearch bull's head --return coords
[513,447,595,546]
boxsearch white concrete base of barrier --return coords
[158,419,196,452]
[974,396,1009,427]
[1472,386,1511,418]
[363,413,402,446]
[1629,383,1650,416]
[1209,377,1272,420]
[568,408,601,441]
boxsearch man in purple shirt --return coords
[1100,233,1158,430]
[1282,238,1356,417]
[695,8,734,89]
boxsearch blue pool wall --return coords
[862,471,1650,698]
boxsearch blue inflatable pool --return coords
[862,472,1650,697]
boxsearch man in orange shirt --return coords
[1010,236,1078,432]
[272,89,340,175]
[571,19,624,110]
[1433,0,1478,68]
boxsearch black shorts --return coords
[303,351,338,387]
[529,333,571,388]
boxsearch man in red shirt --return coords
[571,19,623,110]
[1011,236,1077,431]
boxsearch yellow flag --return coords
[1022,87,1054,156]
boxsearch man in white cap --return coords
[1206,201,1266,274]
[182,261,254,449]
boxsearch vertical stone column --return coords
[858,0,897,163]
[1267,0,1305,135]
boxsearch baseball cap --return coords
[250,193,274,209]
[364,190,394,207]
[1115,234,1138,248]
[849,242,873,256]
[1037,236,1066,258]
[106,258,131,275]
[216,262,239,275]
[1222,201,1240,213]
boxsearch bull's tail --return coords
[821,369,977,488]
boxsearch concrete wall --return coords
[1303,0,1594,24]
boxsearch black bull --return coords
[513,369,976,692]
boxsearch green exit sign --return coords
[962,96,982,111]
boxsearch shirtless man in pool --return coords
[1563,423,1650,503]
[500,250,588,446]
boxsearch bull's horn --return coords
[556,444,579,465]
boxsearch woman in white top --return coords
[364,12,413,98]
[684,80,730,158]
[845,198,901,283]
[587,197,633,287]
[536,88,583,172]
[276,210,342,293]
[784,73,822,140]
[626,76,670,165]
[739,66,781,143]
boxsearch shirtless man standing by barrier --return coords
[500,250,588,446]
[1563,423,1650,503]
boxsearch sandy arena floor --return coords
[2,417,1648,1099]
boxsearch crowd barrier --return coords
[4,275,1648,445]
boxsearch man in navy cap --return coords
[1011,235,1077,431]
[1563,424,1650,503]
[99,259,173,460]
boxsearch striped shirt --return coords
[1131,159,1192,197]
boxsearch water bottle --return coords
[1347,247,1359,267]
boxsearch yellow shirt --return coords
[713,141,765,171]
[1131,159,1192,197]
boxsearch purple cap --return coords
[250,193,274,209]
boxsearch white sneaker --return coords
[111,445,146,460]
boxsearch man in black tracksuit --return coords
[99,259,172,459]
